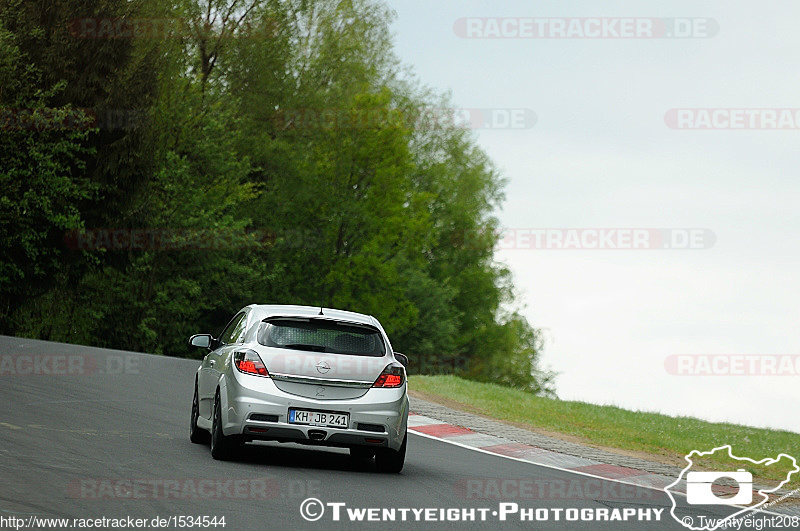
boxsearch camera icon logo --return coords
[686,469,752,505]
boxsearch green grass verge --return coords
[410,375,799,485]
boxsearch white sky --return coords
[386,0,800,433]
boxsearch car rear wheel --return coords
[210,391,243,460]
[375,431,406,473]
[190,381,210,444]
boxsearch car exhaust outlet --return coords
[308,430,327,441]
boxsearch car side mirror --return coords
[394,352,408,368]
[189,334,213,349]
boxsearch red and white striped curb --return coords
[407,412,799,514]
[408,412,685,494]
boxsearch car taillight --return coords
[373,363,405,388]
[233,350,269,377]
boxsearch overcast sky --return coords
[386,0,800,433]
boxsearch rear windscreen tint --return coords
[257,319,386,357]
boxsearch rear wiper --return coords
[283,343,326,352]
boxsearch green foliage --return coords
[1,0,555,393]
[0,13,96,324]
[412,375,799,484]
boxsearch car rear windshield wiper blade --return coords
[283,343,327,352]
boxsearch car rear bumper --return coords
[220,374,408,451]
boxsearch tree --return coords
[1,0,556,395]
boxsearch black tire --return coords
[375,432,406,473]
[210,391,243,460]
[349,446,376,460]
[190,381,210,444]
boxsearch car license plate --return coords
[289,409,349,428]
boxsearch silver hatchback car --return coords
[189,304,409,472]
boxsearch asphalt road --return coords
[0,336,781,530]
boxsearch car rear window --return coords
[257,318,386,357]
